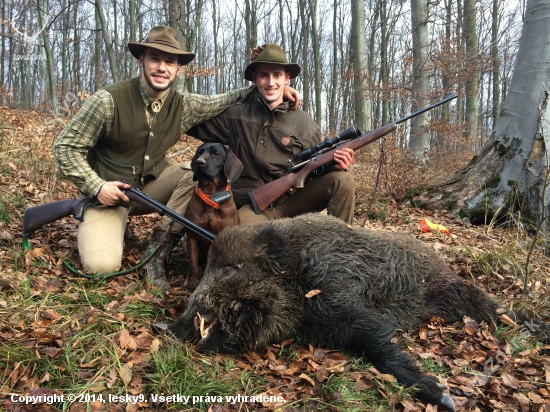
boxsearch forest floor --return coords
[1,106,549,412]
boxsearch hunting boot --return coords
[139,231,182,291]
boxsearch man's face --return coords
[139,48,182,96]
[251,63,291,109]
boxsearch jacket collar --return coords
[254,92,290,114]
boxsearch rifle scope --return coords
[295,124,362,162]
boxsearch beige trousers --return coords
[78,163,194,274]
[238,171,355,225]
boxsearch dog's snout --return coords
[196,158,207,167]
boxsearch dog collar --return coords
[195,184,231,209]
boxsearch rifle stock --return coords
[23,197,93,234]
[249,122,397,214]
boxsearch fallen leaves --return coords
[2,107,550,411]
[119,329,138,350]
[413,316,550,411]
[304,289,322,298]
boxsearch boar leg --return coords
[342,309,455,412]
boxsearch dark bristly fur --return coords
[164,213,549,411]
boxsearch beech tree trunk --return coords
[350,0,371,133]
[311,0,322,125]
[409,0,430,160]
[169,0,187,94]
[95,0,119,83]
[298,0,310,113]
[129,0,137,77]
[491,0,500,125]
[37,0,58,115]
[414,0,550,227]
[463,0,479,153]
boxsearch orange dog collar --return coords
[195,184,231,209]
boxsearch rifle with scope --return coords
[248,93,458,214]
[294,124,362,162]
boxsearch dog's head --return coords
[191,143,244,182]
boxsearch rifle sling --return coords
[62,244,161,279]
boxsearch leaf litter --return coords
[1,107,550,411]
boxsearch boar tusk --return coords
[197,312,207,338]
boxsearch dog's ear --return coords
[191,150,200,181]
[223,148,244,182]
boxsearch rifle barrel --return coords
[396,93,457,125]
[287,94,457,174]
[124,187,216,242]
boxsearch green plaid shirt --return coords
[54,78,252,196]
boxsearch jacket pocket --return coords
[95,156,140,185]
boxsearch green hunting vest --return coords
[87,78,183,189]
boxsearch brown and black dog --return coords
[183,142,243,290]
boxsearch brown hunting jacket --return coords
[187,92,322,207]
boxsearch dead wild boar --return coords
[158,213,549,412]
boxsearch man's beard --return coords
[144,70,175,92]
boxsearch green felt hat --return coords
[244,44,301,81]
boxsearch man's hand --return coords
[97,181,131,206]
[333,148,354,171]
[283,85,302,110]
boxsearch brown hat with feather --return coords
[244,44,301,81]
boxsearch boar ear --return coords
[253,224,289,274]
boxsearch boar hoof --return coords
[152,322,175,335]
[440,393,456,412]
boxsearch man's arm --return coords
[180,87,254,133]
[180,85,301,132]
[53,90,113,197]
[185,108,230,144]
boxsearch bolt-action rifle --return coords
[248,94,457,214]
[22,186,216,242]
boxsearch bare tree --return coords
[244,0,258,57]
[169,0,187,93]
[212,0,220,93]
[350,0,371,132]
[491,0,501,125]
[298,0,310,113]
[37,0,57,115]
[409,0,430,160]
[463,0,479,153]
[416,0,550,226]
[328,0,339,132]
[0,0,5,103]
[311,0,322,125]
[129,0,137,77]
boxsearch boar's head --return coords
[169,223,303,354]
